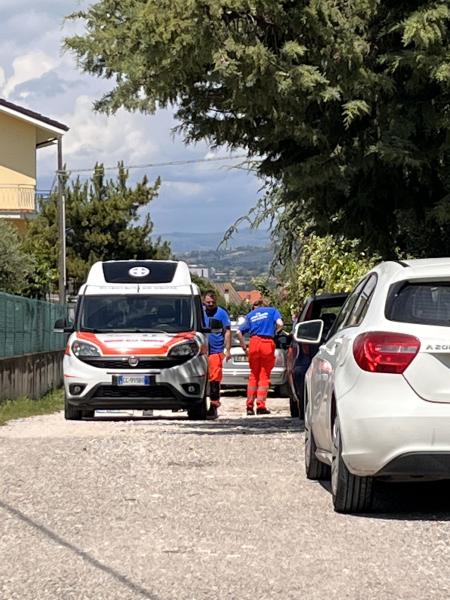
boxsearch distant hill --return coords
[159,228,271,253]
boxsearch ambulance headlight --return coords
[168,340,199,358]
[71,340,101,357]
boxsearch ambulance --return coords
[57,260,210,420]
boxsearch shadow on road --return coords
[319,479,450,521]
[169,415,304,436]
[0,499,160,599]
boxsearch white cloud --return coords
[2,50,56,98]
[163,181,204,198]
[54,95,159,169]
[3,0,262,234]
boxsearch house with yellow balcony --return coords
[0,98,69,232]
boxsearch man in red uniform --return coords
[237,300,284,415]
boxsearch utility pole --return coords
[57,137,66,305]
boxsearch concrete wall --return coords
[0,351,64,402]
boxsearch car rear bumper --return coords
[338,374,450,479]
[222,366,286,387]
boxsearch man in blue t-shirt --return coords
[203,291,231,419]
[237,300,283,415]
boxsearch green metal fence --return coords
[0,292,67,359]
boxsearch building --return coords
[188,264,210,279]
[214,282,242,306]
[0,98,69,232]
[238,290,263,306]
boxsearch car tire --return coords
[64,397,83,421]
[331,418,373,513]
[82,409,95,419]
[298,393,305,421]
[276,383,290,398]
[187,394,208,420]
[289,392,299,418]
[304,404,330,480]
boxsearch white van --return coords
[56,260,209,420]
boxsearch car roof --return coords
[372,259,450,283]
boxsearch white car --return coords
[294,258,450,513]
[221,326,290,396]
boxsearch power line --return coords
[66,154,257,174]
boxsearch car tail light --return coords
[353,332,420,374]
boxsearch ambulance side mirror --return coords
[54,318,74,333]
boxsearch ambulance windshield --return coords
[78,295,194,333]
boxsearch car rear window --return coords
[386,282,450,326]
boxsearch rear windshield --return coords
[78,295,194,333]
[386,283,450,326]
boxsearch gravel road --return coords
[1,395,450,600]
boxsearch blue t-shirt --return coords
[203,306,231,354]
[239,306,282,338]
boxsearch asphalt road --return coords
[1,395,450,600]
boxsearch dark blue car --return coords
[286,293,348,418]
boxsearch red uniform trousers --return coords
[247,336,276,410]
[208,353,224,407]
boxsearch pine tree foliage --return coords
[24,164,170,295]
[66,1,450,258]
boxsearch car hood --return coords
[73,331,197,356]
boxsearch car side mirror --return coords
[293,320,324,344]
[54,318,74,333]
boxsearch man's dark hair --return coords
[252,299,264,309]
[203,290,217,298]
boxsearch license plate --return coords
[234,356,248,363]
[114,375,152,386]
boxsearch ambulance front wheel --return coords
[187,393,208,420]
[64,395,83,420]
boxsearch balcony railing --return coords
[0,184,36,213]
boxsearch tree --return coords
[0,221,34,294]
[66,1,450,258]
[24,164,170,296]
[286,234,379,308]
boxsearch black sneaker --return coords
[256,407,271,415]
[246,408,255,416]
[207,405,218,420]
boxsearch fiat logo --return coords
[129,266,150,278]
[128,356,139,367]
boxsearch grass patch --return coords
[0,389,64,426]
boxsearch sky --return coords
[0,0,263,235]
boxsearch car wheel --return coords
[187,394,208,420]
[304,404,330,480]
[298,393,305,421]
[289,391,299,418]
[331,418,373,513]
[278,382,290,397]
[82,409,95,419]
[64,396,83,421]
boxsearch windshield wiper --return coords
[79,327,111,333]
[104,328,172,334]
